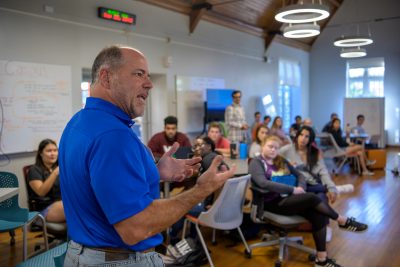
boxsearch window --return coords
[346,57,384,98]
[278,59,301,130]
[81,68,91,107]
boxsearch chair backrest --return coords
[197,174,251,230]
[315,133,345,158]
[0,171,28,221]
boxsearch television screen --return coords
[205,89,234,122]
[206,89,234,111]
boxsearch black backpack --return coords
[164,237,208,267]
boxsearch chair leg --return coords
[181,219,188,240]
[23,224,28,261]
[9,230,16,246]
[212,229,216,244]
[195,223,214,267]
[236,227,251,254]
[37,214,49,251]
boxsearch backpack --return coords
[163,237,208,267]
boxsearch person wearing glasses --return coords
[224,90,249,143]
[59,45,235,267]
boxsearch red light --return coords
[103,12,112,19]
[122,17,134,24]
[113,15,121,21]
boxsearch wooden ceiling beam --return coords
[326,0,341,8]
[190,8,207,33]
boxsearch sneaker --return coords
[366,159,376,166]
[362,171,374,176]
[336,184,354,194]
[326,226,332,242]
[315,258,342,267]
[339,217,368,232]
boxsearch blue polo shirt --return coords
[59,97,161,250]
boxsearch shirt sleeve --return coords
[28,165,45,182]
[90,130,156,225]
[147,134,163,158]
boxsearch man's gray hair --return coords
[91,45,124,84]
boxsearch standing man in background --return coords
[59,45,235,267]
[147,115,191,161]
[224,90,248,143]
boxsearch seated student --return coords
[263,115,271,128]
[280,126,364,241]
[169,136,228,244]
[249,135,367,267]
[351,114,366,135]
[322,113,338,133]
[328,118,375,176]
[148,116,191,161]
[289,115,302,138]
[270,116,291,145]
[250,111,263,141]
[249,125,269,158]
[28,139,65,223]
[207,122,230,157]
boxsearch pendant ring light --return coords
[275,3,330,24]
[334,35,373,47]
[283,23,320,38]
[340,47,367,58]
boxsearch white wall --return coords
[310,0,400,145]
[0,0,309,206]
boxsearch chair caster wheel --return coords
[34,245,41,251]
[244,249,252,258]
[275,260,282,267]
[309,254,316,261]
[211,241,217,246]
[296,240,303,245]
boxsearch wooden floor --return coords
[2,148,400,267]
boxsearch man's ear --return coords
[99,68,111,89]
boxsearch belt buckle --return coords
[105,252,130,262]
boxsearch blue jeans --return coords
[64,240,164,267]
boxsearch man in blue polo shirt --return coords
[59,45,235,266]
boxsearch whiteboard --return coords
[0,60,72,154]
[343,97,385,147]
[176,76,225,133]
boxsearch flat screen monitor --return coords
[205,89,234,122]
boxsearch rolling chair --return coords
[245,186,316,267]
[0,171,49,260]
[181,174,252,267]
[23,165,67,249]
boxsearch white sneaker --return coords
[336,184,354,194]
[366,159,376,166]
[326,226,332,242]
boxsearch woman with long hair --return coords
[249,124,269,158]
[28,139,65,222]
[270,116,291,145]
[249,135,367,267]
[329,118,374,175]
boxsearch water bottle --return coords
[239,142,247,159]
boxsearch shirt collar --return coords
[84,97,135,127]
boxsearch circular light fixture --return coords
[334,36,373,47]
[340,47,367,58]
[275,3,330,23]
[283,23,320,38]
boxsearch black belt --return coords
[85,246,154,262]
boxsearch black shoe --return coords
[315,258,342,267]
[339,217,368,232]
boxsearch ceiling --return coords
[137,0,343,52]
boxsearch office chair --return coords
[245,186,316,267]
[181,174,252,267]
[23,165,67,248]
[0,171,49,260]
